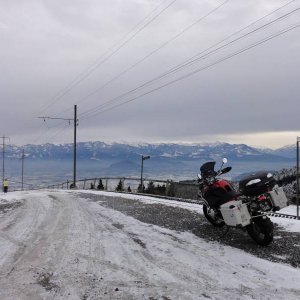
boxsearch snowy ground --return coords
[0,190,299,300]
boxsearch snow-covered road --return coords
[0,190,300,300]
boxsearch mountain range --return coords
[5,141,295,162]
[3,141,297,183]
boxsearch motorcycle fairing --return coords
[203,179,238,208]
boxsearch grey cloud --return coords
[0,0,299,147]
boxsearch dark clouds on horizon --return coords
[0,0,299,148]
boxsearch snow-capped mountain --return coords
[270,144,296,159]
[5,141,293,162]
[3,141,297,188]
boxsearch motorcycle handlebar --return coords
[201,166,232,181]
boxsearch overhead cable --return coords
[68,0,230,109]
[80,21,300,120]
[79,8,300,119]
[36,0,177,117]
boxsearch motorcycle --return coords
[197,158,288,246]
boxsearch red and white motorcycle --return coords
[197,158,288,246]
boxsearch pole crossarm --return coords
[38,116,76,123]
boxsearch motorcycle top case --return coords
[220,200,251,227]
[239,172,276,196]
[268,186,288,211]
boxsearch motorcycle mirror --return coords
[221,166,232,174]
[222,158,228,164]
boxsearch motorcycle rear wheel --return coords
[203,204,225,227]
[246,216,273,246]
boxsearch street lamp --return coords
[140,155,150,192]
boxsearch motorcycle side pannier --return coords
[220,200,251,227]
[268,186,288,211]
[239,172,276,196]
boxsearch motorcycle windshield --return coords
[200,161,216,177]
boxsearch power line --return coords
[30,118,66,145]
[65,0,231,110]
[80,21,300,120]
[37,0,174,116]
[123,7,300,96]
[30,0,297,146]
[172,0,297,70]
[47,122,72,143]
[80,7,299,118]
[79,8,300,119]
[36,0,178,117]
[153,7,300,82]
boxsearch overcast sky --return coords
[0,0,299,149]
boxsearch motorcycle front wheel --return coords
[246,216,273,246]
[203,204,225,227]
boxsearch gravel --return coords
[81,193,300,269]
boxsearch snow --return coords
[0,190,300,299]
[76,190,300,233]
[271,205,300,232]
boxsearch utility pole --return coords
[297,137,299,220]
[140,155,150,192]
[73,105,77,187]
[39,105,78,188]
[21,149,25,191]
[1,135,10,191]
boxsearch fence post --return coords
[105,178,108,190]
[83,179,86,189]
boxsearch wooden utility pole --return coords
[39,105,78,188]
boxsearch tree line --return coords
[90,179,175,197]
